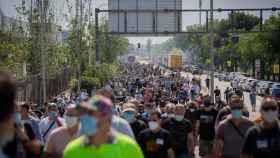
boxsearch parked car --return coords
[217,73,224,81]
[257,81,275,96]
[270,83,280,98]
[256,81,266,95]
[191,66,202,75]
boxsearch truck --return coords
[167,54,182,70]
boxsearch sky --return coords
[1,0,280,44]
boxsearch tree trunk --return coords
[252,59,255,78]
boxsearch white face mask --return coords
[175,115,184,121]
[148,121,159,130]
[64,116,78,128]
[261,110,278,123]
[168,113,175,118]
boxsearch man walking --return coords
[63,95,144,158]
[241,98,280,158]
[162,104,195,158]
[138,111,175,158]
[212,99,254,158]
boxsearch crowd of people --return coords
[1,63,280,158]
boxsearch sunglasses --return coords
[262,106,277,112]
[231,106,243,110]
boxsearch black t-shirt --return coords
[137,128,172,158]
[242,124,280,158]
[214,89,221,96]
[161,118,193,154]
[197,108,218,140]
[130,119,147,139]
[185,107,199,127]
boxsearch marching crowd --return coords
[1,63,280,158]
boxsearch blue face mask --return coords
[14,112,22,124]
[123,112,135,123]
[79,115,97,136]
[48,111,57,119]
[231,109,242,119]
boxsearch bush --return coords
[70,77,101,93]
[71,62,120,93]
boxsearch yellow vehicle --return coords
[168,54,182,70]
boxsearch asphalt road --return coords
[161,69,263,157]
[180,72,263,120]
[180,72,263,158]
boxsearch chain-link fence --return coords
[16,67,72,106]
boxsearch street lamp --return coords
[209,0,215,100]
[95,2,108,64]
[199,0,202,25]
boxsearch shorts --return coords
[199,139,214,157]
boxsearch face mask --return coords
[175,115,184,121]
[189,108,195,112]
[168,113,175,118]
[65,116,78,128]
[231,109,242,119]
[79,115,97,136]
[123,112,135,123]
[161,113,168,118]
[48,111,57,119]
[261,111,278,123]
[148,121,159,130]
[14,112,22,125]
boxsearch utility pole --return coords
[147,39,152,61]
[199,0,202,25]
[95,8,100,64]
[209,0,215,100]
[30,0,33,34]
[40,0,47,104]
[75,0,81,92]
[78,0,83,92]
[88,0,92,65]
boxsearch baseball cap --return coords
[79,95,113,115]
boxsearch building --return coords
[0,4,64,45]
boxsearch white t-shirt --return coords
[39,117,64,143]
